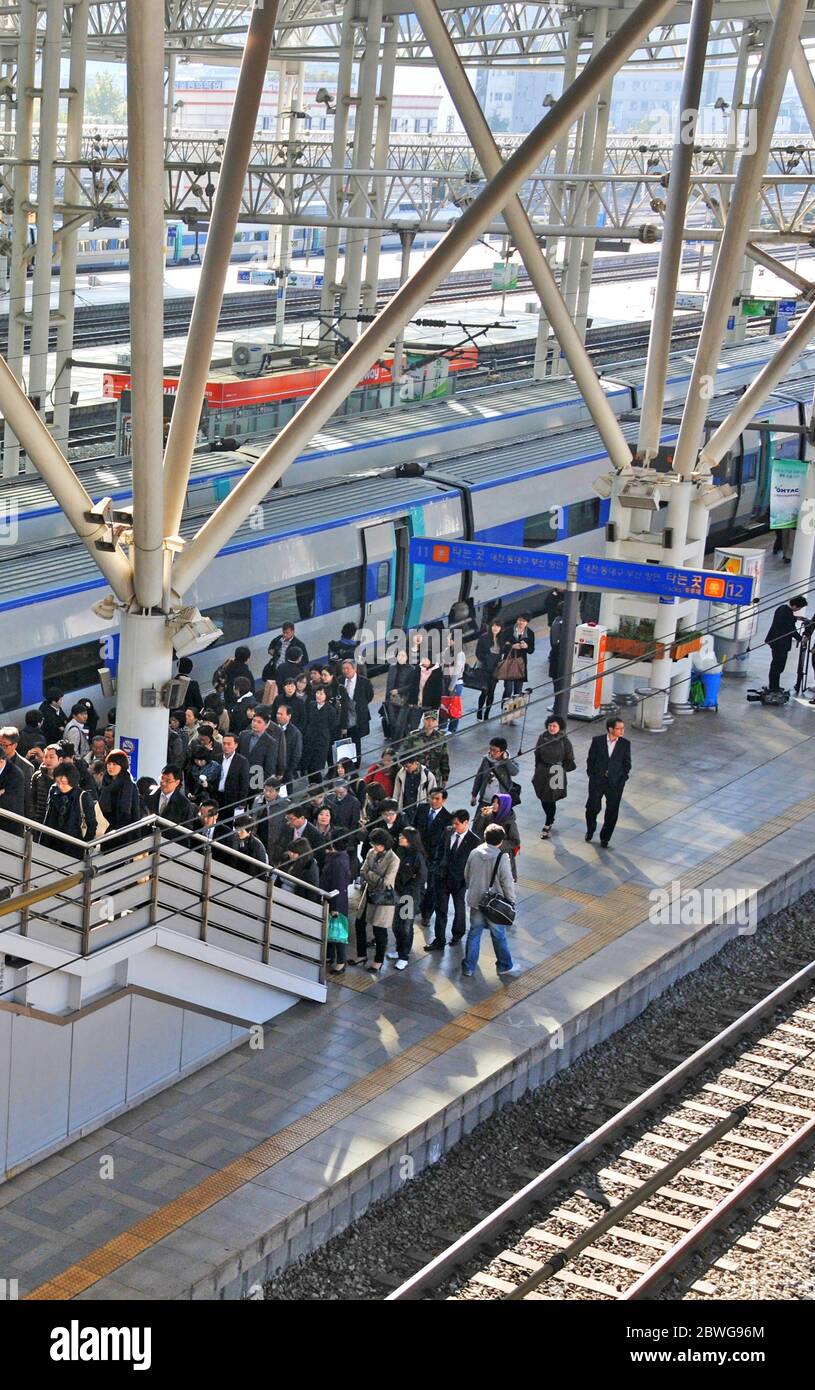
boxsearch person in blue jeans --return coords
[462,825,516,977]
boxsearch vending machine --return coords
[569,622,608,719]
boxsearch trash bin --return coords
[699,670,722,710]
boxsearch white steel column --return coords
[638,0,714,463]
[390,227,415,384]
[573,9,612,347]
[536,14,581,379]
[173,0,679,597]
[114,611,177,781]
[127,0,166,612]
[339,0,382,340]
[274,62,305,347]
[557,16,606,370]
[52,0,90,450]
[673,0,806,480]
[163,0,278,537]
[412,0,632,470]
[165,49,177,139]
[318,0,355,356]
[789,380,815,596]
[707,19,752,286]
[3,0,36,476]
[360,17,396,317]
[646,0,806,727]
[27,0,62,445]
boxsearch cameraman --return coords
[765,595,807,693]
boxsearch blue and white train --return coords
[0,333,811,725]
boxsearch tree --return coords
[85,72,127,125]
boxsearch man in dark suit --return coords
[0,727,34,817]
[192,799,230,861]
[277,806,322,859]
[253,779,289,863]
[415,787,452,924]
[274,703,303,784]
[215,733,251,822]
[147,765,194,835]
[0,743,27,834]
[585,716,632,849]
[765,596,807,692]
[426,809,479,950]
[238,712,286,787]
[267,623,309,683]
[340,659,374,764]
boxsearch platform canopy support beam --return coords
[2,0,36,477]
[173,0,680,598]
[53,0,90,451]
[27,0,63,456]
[411,0,632,472]
[163,0,279,539]
[645,0,807,729]
[637,0,714,465]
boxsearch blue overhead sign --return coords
[410,537,569,584]
[576,556,754,605]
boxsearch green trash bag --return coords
[327,912,349,944]
[690,677,705,708]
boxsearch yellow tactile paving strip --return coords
[25,792,815,1300]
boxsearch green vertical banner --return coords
[770,457,808,529]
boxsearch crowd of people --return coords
[0,609,635,982]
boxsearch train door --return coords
[361,519,410,636]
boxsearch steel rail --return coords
[386,956,815,1299]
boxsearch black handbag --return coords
[369,887,397,907]
[463,661,488,691]
[479,852,516,928]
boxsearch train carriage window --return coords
[566,498,602,537]
[331,566,364,610]
[43,641,103,695]
[0,664,21,713]
[523,510,558,548]
[267,581,315,629]
[202,599,252,649]
[376,561,391,598]
[741,452,759,483]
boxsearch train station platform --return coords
[5,551,815,1301]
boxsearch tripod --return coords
[794,620,815,697]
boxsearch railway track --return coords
[388,960,815,1302]
[0,244,755,356]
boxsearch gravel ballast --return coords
[264,891,815,1301]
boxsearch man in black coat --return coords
[765,596,807,692]
[146,765,194,835]
[266,623,309,682]
[225,813,269,877]
[426,809,479,950]
[326,779,361,854]
[415,787,452,923]
[253,779,289,863]
[585,716,632,849]
[277,806,322,859]
[238,712,286,786]
[274,703,303,784]
[340,659,374,764]
[214,733,251,821]
[0,727,34,817]
[0,744,27,833]
[39,688,67,745]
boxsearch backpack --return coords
[746,687,789,706]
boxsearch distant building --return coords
[172,73,441,136]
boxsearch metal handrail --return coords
[0,807,336,902]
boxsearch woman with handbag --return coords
[474,619,505,722]
[321,840,351,975]
[356,829,399,973]
[532,714,576,839]
[497,614,536,702]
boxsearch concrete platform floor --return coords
[7,544,815,1299]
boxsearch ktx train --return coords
[0,333,810,726]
